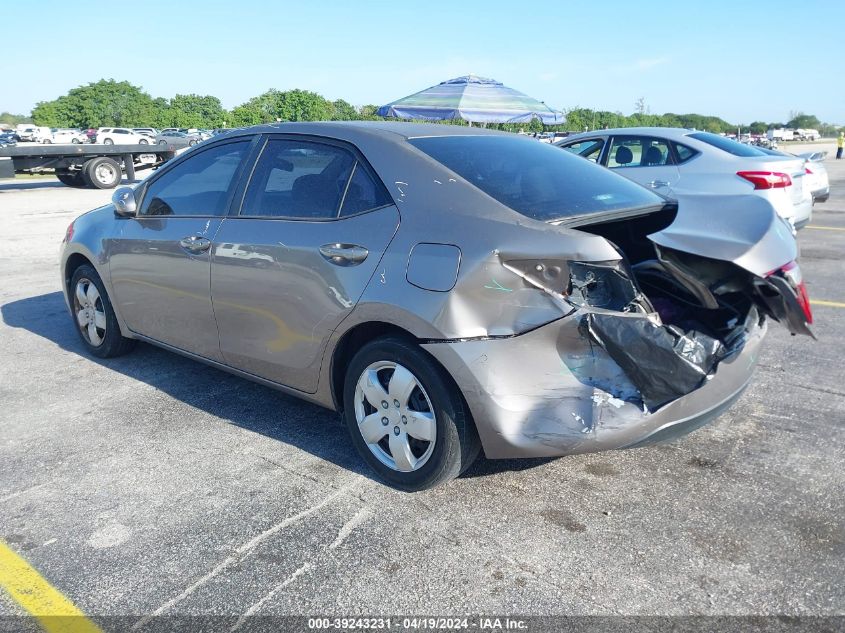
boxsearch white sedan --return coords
[556,127,814,230]
[96,128,154,145]
[47,129,87,144]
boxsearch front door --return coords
[211,136,399,392]
[108,138,253,360]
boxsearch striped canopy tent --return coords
[376,75,564,125]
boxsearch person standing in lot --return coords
[837,131,844,159]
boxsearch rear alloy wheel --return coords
[343,338,480,490]
[103,138,114,145]
[83,157,121,189]
[70,265,136,358]
[139,138,148,145]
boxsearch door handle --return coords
[647,180,670,188]
[319,243,369,266]
[179,235,211,253]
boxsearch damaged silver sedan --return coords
[59,122,814,490]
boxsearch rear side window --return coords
[673,142,699,163]
[560,138,605,163]
[339,163,392,217]
[688,132,767,157]
[241,139,356,219]
[140,140,250,216]
[409,135,663,222]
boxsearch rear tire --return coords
[82,157,121,189]
[103,138,114,145]
[139,138,148,145]
[69,264,136,358]
[72,138,81,144]
[342,337,480,491]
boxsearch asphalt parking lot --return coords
[0,152,843,625]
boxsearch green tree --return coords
[228,89,334,126]
[164,94,227,128]
[331,99,358,121]
[31,79,157,128]
[0,112,31,126]
[786,113,822,130]
[748,121,768,134]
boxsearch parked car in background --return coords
[16,125,51,143]
[133,128,158,138]
[154,130,200,146]
[556,127,814,230]
[0,131,18,147]
[49,129,88,144]
[796,151,829,202]
[60,122,813,490]
[97,128,153,145]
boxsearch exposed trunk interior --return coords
[570,203,768,410]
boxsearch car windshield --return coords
[687,132,769,157]
[408,135,663,222]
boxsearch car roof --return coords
[561,127,697,142]
[222,120,509,142]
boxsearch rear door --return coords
[108,137,254,360]
[210,135,399,393]
[606,135,680,196]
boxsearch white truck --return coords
[794,129,820,141]
[767,128,795,142]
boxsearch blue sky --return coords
[2,0,842,124]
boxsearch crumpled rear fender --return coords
[423,310,766,459]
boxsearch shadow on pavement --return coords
[1,292,551,485]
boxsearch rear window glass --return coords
[409,135,662,222]
[688,132,767,157]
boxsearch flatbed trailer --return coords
[0,143,179,189]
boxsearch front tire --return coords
[343,337,480,491]
[69,265,136,358]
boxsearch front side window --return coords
[607,136,673,168]
[240,139,356,219]
[139,140,250,217]
[409,135,663,223]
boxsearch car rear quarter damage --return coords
[416,196,810,459]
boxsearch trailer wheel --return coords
[83,157,122,189]
[56,171,87,188]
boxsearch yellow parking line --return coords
[805,225,845,231]
[811,299,845,308]
[0,541,102,633]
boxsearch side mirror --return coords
[112,186,137,217]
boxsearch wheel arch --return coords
[330,321,419,412]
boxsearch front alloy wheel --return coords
[73,278,106,346]
[68,264,136,358]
